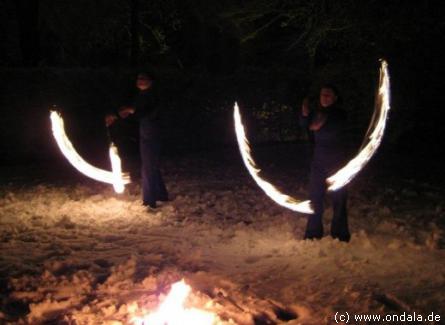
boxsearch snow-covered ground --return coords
[1,149,444,324]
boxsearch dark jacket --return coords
[132,87,160,139]
[133,88,160,121]
[299,104,347,163]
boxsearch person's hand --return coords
[309,111,327,131]
[105,114,118,127]
[118,106,135,118]
[301,97,310,117]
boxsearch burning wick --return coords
[50,111,130,193]
[233,103,313,214]
[132,279,216,325]
[326,60,391,191]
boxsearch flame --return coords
[233,103,313,214]
[326,60,391,191]
[132,279,216,325]
[233,61,390,212]
[50,111,130,192]
[109,142,125,193]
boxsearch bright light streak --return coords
[132,279,216,325]
[326,60,391,191]
[234,103,313,214]
[109,142,125,193]
[50,111,130,192]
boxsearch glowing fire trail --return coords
[132,280,216,325]
[326,60,391,191]
[233,103,313,214]
[233,60,390,212]
[109,142,126,193]
[50,111,130,192]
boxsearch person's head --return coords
[136,72,153,91]
[319,84,339,108]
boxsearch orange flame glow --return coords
[132,280,216,325]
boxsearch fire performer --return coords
[299,84,350,242]
[105,72,169,209]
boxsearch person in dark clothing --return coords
[299,84,350,242]
[106,72,169,209]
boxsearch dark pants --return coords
[139,120,168,207]
[305,152,350,241]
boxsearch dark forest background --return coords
[0,0,444,169]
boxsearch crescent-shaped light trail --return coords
[233,60,391,214]
[326,60,391,191]
[50,111,130,193]
[234,103,313,214]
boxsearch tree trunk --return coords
[15,0,40,66]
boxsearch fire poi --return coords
[234,103,313,214]
[234,60,391,212]
[50,110,130,193]
[326,60,391,191]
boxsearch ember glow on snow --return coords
[326,60,391,191]
[234,103,313,214]
[132,280,216,325]
[50,111,130,192]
